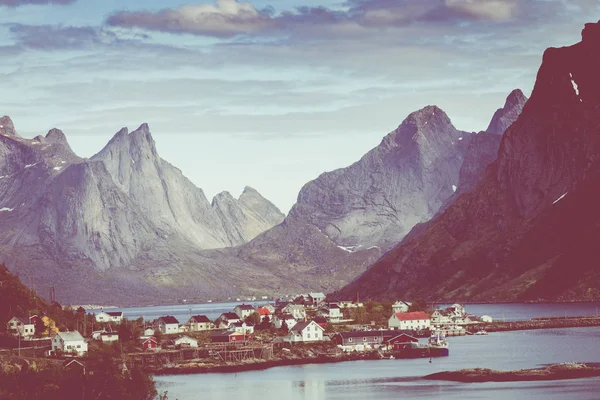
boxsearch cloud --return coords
[106,0,273,38]
[0,0,75,6]
[106,0,529,38]
[8,24,149,50]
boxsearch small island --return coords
[424,363,600,383]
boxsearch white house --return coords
[95,311,124,324]
[187,315,214,331]
[308,293,326,307]
[317,304,343,323]
[228,321,255,334]
[282,304,306,320]
[431,309,453,326]
[234,304,255,320]
[256,307,273,322]
[273,313,297,330]
[52,331,88,356]
[388,312,431,331]
[172,336,198,348]
[392,301,412,314]
[144,328,155,336]
[6,316,35,338]
[157,316,180,335]
[289,320,324,343]
[481,315,493,323]
[216,312,241,329]
[100,332,119,343]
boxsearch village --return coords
[3,294,499,374]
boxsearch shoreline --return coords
[424,363,600,383]
[466,316,600,333]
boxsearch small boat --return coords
[475,330,489,336]
[428,332,449,357]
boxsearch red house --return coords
[141,336,158,351]
[387,333,419,350]
[211,331,249,343]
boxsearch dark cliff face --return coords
[337,21,600,302]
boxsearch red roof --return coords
[257,307,271,316]
[394,311,430,321]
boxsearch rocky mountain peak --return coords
[582,20,600,45]
[212,191,235,206]
[45,128,67,144]
[0,116,19,137]
[486,89,528,135]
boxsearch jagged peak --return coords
[582,20,600,45]
[211,191,236,207]
[45,128,68,144]
[0,115,19,137]
[241,186,261,197]
[505,89,527,107]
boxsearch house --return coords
[273,313,297,330]
[481,315,493,323]
[312,316,328,329]
[308,293,326,307]
[262,304,276,314]
[6,316,35,338]
[187,315,214,331]
[233,304,255,320]
[392,301,412,314]
[430,309,453,326]
[144,328,155,336]
[289,320,324,343]
[336,301,364,309]
[52,331,88,356]
[386,333,419,351]
[63,359,86,375]
[318,304,343,322]
[157,316,180,334]
[100,332,119,343]
[282,304,306,320]
[141,336,158,351]
[211,331,249,343]
[172,336,198,348]
[228,321,254,334]
[215,312,241,328]
[388,312,431,331]
[95,311,124,324]
[256,307,272,322]
[332,330,413,351]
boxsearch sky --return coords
[0,0,598,213]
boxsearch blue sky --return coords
[0,0,597,212]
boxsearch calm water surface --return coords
[155,327,600,399]
[112,302,600,324]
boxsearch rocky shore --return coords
[467,316,600,333]
[424,363,600,383]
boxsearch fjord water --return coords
[112,302,600,324]
[155,327,600,399]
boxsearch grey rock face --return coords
[0,119,284,304]
[288,105,471,251]
[0,116,19,137]
[486,89,528,135]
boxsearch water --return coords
[155,327,600,399]
[107,301,265,324]
[111,301,600,324]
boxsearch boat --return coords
[428,332,450,357]
[474,330,488,336]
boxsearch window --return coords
[349,338,353,343]
[307,333,311,339]
[363,337,367,342]
[77,345,81,348]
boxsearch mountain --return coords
[486,89,528,135]
[234,104,511,293]
[336,21,600,302]
[0,121,284,304]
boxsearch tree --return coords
[280,320,289,333]
[246,312,261,326]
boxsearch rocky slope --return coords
[486,89,528,135]
[336,21,600,302]
[0,121,284,304]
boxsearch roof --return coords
[257,307,271,315]
[309,292,326,298]
[142,336,157,344]
[189,315,211,323]
[312,316,327,324]
[158,316,179,324]
[277,313,295,320]
[10,316,31,324]
[173,336,197,342]
[393,311,430,321]
[106,312,123,317]
[56,331,85,342]
[283,304,304,310]
[235,304,255,311]
[221,312,239,320]
[393,301,412,306]
[290,320,323,333]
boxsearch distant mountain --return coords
[0,120,284,304]
[486,89,528,135]
[336,21,600,302]
[234,99,525,294]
